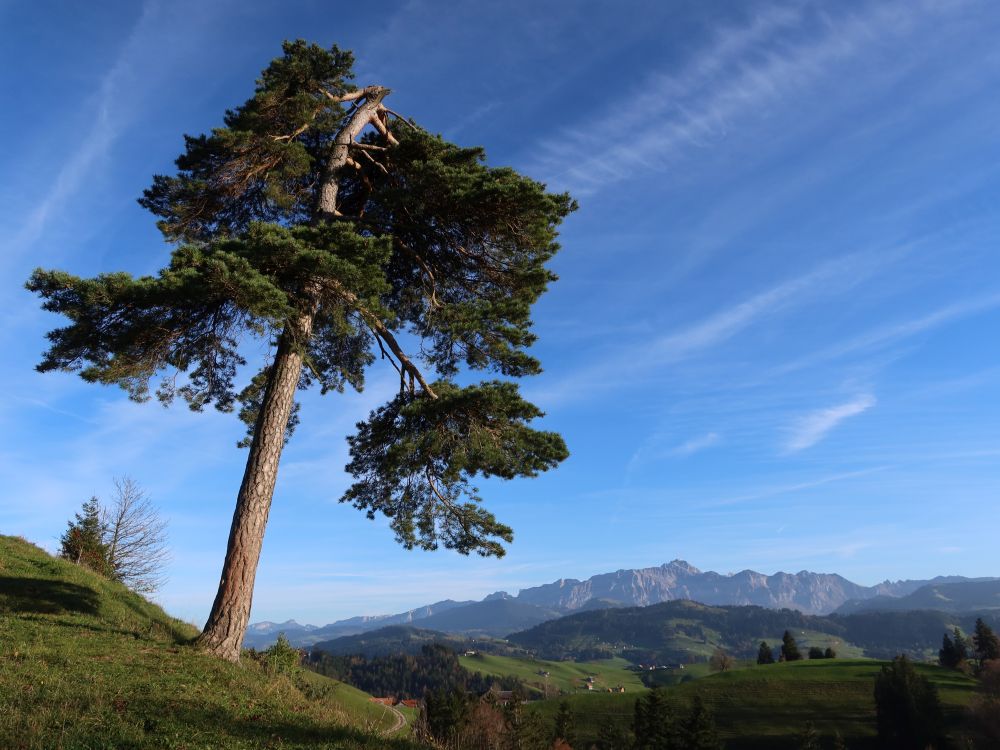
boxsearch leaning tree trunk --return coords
[195,325,311,660]
[196,86,391,662]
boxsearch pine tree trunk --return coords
[195,87,390,662]
[195,322,311,661]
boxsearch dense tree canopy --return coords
[873,655,944,749]
[29,41,574,660]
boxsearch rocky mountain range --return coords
[245,560,995,648]
[835,578,1000,615]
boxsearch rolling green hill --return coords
[459,653,646,695]
[528,658,980,749]
[508,598,1000,662]
[311,624,523,658]
[0,535,418,749]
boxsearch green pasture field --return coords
[528,658,979,749]
[460,652,647,695]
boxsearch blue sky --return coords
[2,0,999,626]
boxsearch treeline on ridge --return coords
[307,642,523,699]
[508,600,1000,661]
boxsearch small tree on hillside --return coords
[952,627,970,665]
[59,497,111,576]
[939,627,969,670]
[873,654,944,749]
[974,618,1000,668]
[824,647,836,659]
[781,630,802,662]
[808,646,825,660]
[757,641,775,665]
[101,476,169,593]
[709,647,734,672]
[29,41,574,661]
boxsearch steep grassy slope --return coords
[0,535,418,749]
[528,659,979,749]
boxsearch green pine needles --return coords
[28,41,574,658]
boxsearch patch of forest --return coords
[307,642,525,699]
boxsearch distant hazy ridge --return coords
[246,560,998,647]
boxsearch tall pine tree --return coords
[974,618,1000,667]
[678,696,723,750]
[552,700,576,747]
[781,630,802,662]
[633,688,674,750]
[757,641,775,665]
[28,41,574,661]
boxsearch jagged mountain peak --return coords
[483,591,513,601]
[663,559,701,575]
[246,560,988,648]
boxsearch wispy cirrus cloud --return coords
[531,248,901,406]
[3,0,236,267]
[704,465,892,508]
[6,3,156,258]
[673,432,721,457]
[773,292,1000,376]
[784,393,877,453]
[529,0,949,194]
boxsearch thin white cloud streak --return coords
[624,430,720,484]
[773,292,1000,376]
[702,465,892,508]
[530,1,946,194]
[784,393,876,453]
[652,255,867,359]
[532,248,899,406]
[6,3,157,258]
[673,432,720,457]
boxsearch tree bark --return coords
[195,321,312,660]
[196,86,392,662]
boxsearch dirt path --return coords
[383,704,406,735]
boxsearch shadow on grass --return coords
[113,587,197,644]
[130,696,417,749]
[0,576,99,616]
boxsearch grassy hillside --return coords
[508,598,1000,662]
[0,535,419,749]
[460,653,646,695]
[528,658,980,749]
[312,624,522,658]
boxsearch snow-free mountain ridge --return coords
[245,560,989,647]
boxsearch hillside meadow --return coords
[0,535,417,749]
[460,653,646,695]
[527,658,979,749]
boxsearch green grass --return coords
[0,535,419,749]
[528,658,980,749]
[771,629,866,659]
[460,652,646,695]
